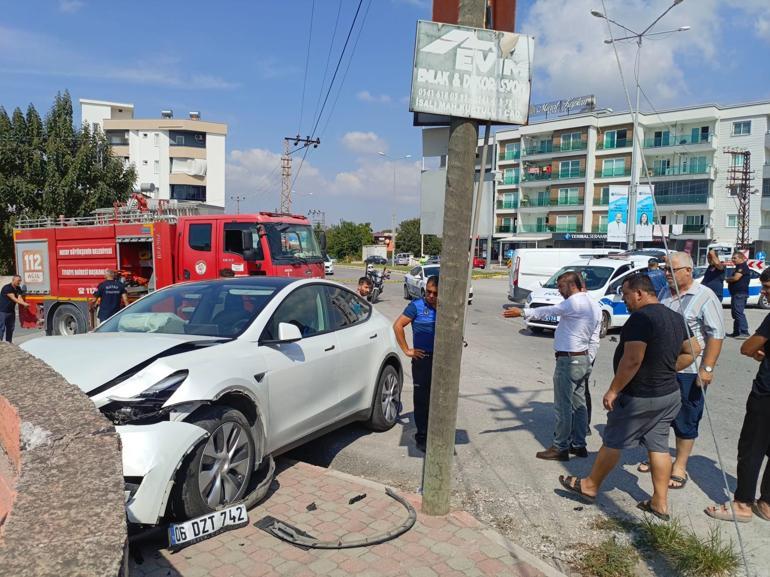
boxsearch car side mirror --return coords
[278,322,302,343]
[318,230,327,252]
[242,248,258,261]
[616,286,623,296]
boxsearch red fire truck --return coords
[13,206,325,335]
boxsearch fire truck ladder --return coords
[724,147,755,251]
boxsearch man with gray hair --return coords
[638,251,725,489]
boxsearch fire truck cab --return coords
[13,207,325,335]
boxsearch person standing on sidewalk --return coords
[706,267,770,523]
[637,252,725,489]
[1,275,29,343]
[702,249,726,301]
[558,274,700,520]
[727,252,751,338]
[393,275,438,453]
[503,271,601,461]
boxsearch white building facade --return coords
[80,99,227,208]
[490,100,770,264]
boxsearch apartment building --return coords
[80,99,227,207]
[491,100,770,264]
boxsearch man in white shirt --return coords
[606,213,627,242]
[504,271,602,460]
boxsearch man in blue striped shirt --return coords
[638,251,725,488]
[393,275,438,453]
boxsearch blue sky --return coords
[1,0,769,229]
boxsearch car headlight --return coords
[101,370,189,425]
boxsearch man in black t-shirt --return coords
[89,270,128,326]
[558,274,699,521]
[726,252,751,338]
[1,275,29,343]
[706,267,770,522]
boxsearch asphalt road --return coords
[10,267,770,575]
[292,265,770,576]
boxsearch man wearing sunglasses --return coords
[637,252,725,489]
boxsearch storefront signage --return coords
[529,95,595,117]
[410,21,534,124]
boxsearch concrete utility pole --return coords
[281,135,321,213]
[422,0,486,516]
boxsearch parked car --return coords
[395,253,413,266]
[693,260,769,308]
[473,256,486,269]
[365,255,388,265]
[324,254,334,275]
[425,255,440,264]
[404,264,473,304]
[21,277,403,528]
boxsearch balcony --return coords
[593,192,610,206]
[595,167,632,179]
[648,164,713,177]
[496,225,515,234]
[557,141,587,152]
[597,138,630,150]
[520,194,583,208]
[655,193,708,205]
[642,132,716,154]
[517,223,580,233]
[555,169,585,181]
[496,199,519,210]
[523,142,553,155]
[498,149,521,162]
[500,174,520,186]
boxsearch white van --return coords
[523,255,651,336]
[508,248,622,302]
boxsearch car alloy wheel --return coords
[198,420,253,508]
[380,369,400,424]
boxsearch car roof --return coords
[562,257,636,268]
[162,276,299,291]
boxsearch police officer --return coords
[89,270,128,326]
[1,275,29,343]
[393,275,438,453]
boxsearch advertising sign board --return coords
[607,185,629,243]
[410,21,534,125]
[635,185,654,242]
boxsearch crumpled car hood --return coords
[21,333,223,394]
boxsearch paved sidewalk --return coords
[130,460,561,577]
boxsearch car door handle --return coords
[369,333,377,339]
[324,345,335,352]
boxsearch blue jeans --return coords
[731,293,749,335]
[553,355,590,451]
[1,312,14,343]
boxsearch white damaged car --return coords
[21,277,403,527]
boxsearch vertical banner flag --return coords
[607,185,629,243]
[635,185,654,242]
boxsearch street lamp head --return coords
[673,0,684,5]
[590,9,605,18]
[377,151,387,157]
[604,39,614,44]
[678,25,691,31]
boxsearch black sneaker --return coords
[569,446,588,458]
[727,333,740,338]
[415,440,426,453]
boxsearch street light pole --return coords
[592,0,688,249]
[230,195,246,215]
[378,152,412,267]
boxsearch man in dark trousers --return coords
[557,274,699,520]
[89,270,128,326]
[726,252,751,338]
[393,275,438,453]
[1,275,29,343]
[705,267,770,522]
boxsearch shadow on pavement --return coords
[687,454,738,503]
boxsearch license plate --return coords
[168,503,248,549]
[545,315,559,323]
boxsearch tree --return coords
[325,221,373,260]
[396,217,442,257]
[0,91,136,273]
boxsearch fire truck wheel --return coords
[51,304,87,336]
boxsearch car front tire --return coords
[367,365,402,432]
[172,406,256,520]
[599,311,610,339]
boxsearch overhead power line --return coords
[297,0,316,135]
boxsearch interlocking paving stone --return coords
[129,460,561,577]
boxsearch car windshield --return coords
[423,266,440,277]
[96,281,280,337]
[543,266,615,291]
[264,223,323,263]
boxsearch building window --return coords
[188,223,212,252]
[603,129,627,149]
[555,215,577,232]
[763,178,770,197]
[558,187,579,205]
[602,158,626,177]
[170,130,206,148]
[652,158,671,176]
[598,214,608,233]
[171,184,207,202]
[558,159,580,178]
[732,121,751,136]
[154,133,160,146]
[690,126,710,143]
[680,155,707,175]
[503,167,519,185]
[504,142,520,160]
[726,214,738,228]
[560,132,583,151]
[154,160,160,174]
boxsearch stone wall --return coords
[0,342,127,576]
